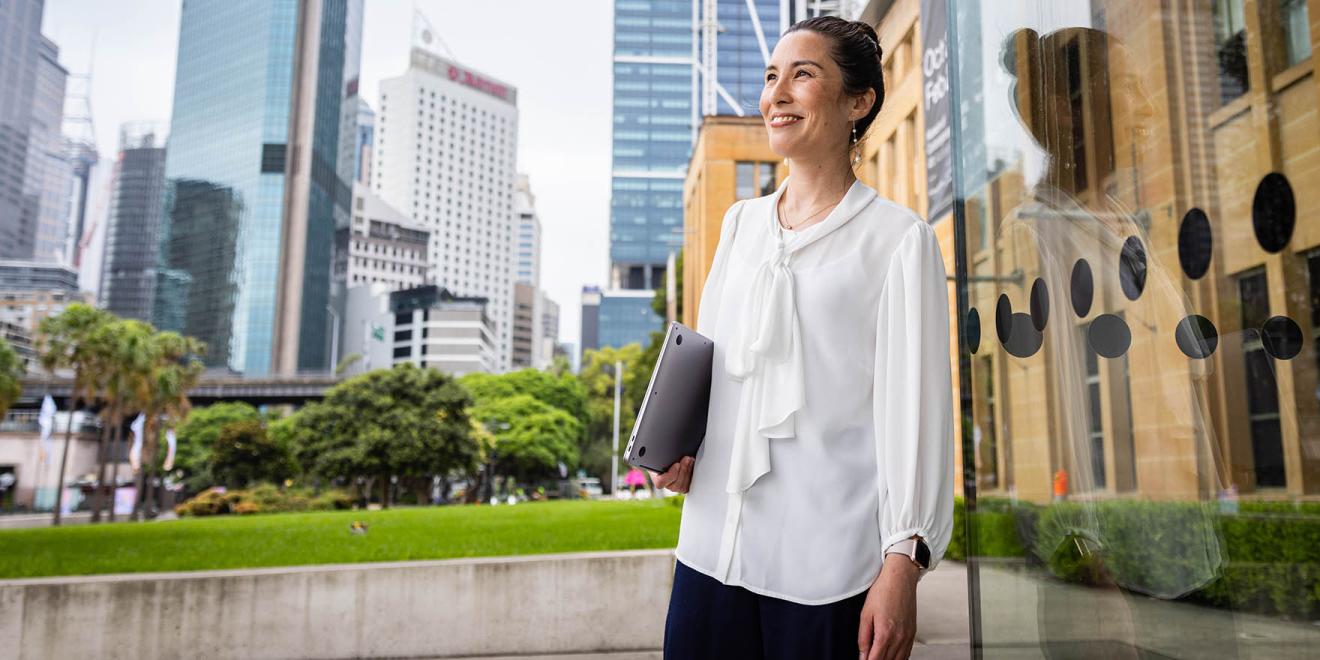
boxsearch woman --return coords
[647,16,955,660]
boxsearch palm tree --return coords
[36,304,111,525]
[131,332,205,521]
[0,336,23,417]
[100,320,154,522]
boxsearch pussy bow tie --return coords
[724,239,805,493]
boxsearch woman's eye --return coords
[765,74,777,83]
[795,70,810,78]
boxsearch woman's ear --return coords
[850,88,876,122]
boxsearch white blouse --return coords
[674,177,955,606]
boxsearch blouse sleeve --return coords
[873,220,956,572]
[695,200,744,337]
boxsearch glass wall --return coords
[947,1,1320,657]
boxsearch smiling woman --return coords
[652,15,953,660]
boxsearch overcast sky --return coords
[42,0,615,353]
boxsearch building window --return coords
[1239,269,1286,488]
[735,161,778,200]
[1215,0,1250,105]
[392,346,410,359]
[1084,336,1107,490]
[1279,0,1312,67]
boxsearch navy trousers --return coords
[663,559,869,660]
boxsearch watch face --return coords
[916,540,932,568]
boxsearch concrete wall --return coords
[0,549,676,660]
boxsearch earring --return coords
[851,122,861,166]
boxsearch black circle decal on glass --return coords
[1003,313,1044,358]
[1030,278,1049,331]
[1175,314,1218,359]
[1071,259,1093,318]
[1088,314,1131,358]
[996,294,1013,344]
[1119,236,1147,301]
[967,308,982,354]
[1178,208,1212,280]
[1252,172,1295,254]
[1260,315,1303,360]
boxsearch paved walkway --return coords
[442,563,972,659]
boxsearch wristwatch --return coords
[884,537,931,571]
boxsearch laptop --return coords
[624,321,714,473]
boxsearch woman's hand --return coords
[646,456,695,493]
[857,557,919,660]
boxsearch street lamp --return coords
[610,359,623,497]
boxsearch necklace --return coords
[777,180,854,231]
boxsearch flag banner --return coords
[37,395,56,463]
[164,429,177,471]
[129,413,146,472]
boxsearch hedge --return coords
[947,496,1320,620]
[175,484,353,517]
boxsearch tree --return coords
[174,401,261,493]
[459,369,588,427]
[287,364,476,507]
[130,331,205,520]
[210,419,295,488]
[577,343,649,491]
[87,319,154,522]
[37,303,112,525]
[0,336,23,418]
[469,394,582,486]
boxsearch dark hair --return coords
[785,16,886,145]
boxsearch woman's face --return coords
[760,30,872,161]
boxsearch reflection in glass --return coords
[948,1,1320,657]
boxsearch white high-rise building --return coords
[373,48,519,371]
[514,173,540,289]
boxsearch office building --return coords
[0,259,89,334]
[154,0,363,376]
[389,285,497,375]
[336,183,428,291]
[354,98,374,185]
[512,281,536,369]
[374,49,519,372]
[538,293,560,370]
[99,122,168,321]
[1,0,69,262]
[25,36,72,265]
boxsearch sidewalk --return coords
[440,562,973,660]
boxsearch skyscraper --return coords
[26,36,72,265]
[100,122,168,321]
[354,98,374,185]
[154,0,363,375]
[373,49,519,372]
[0,0,72,264]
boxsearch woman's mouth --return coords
[769,114,803,128]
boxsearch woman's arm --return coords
[859,221,956,660]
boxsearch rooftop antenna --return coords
[63,32,99,270]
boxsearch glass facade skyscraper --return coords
[155,0,361,375]
[100,123,168,322]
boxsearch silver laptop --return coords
[624,321,714,473]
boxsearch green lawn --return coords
[0,498,682,579]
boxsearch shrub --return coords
[174,485,355,517]
[947,496,1319,620]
